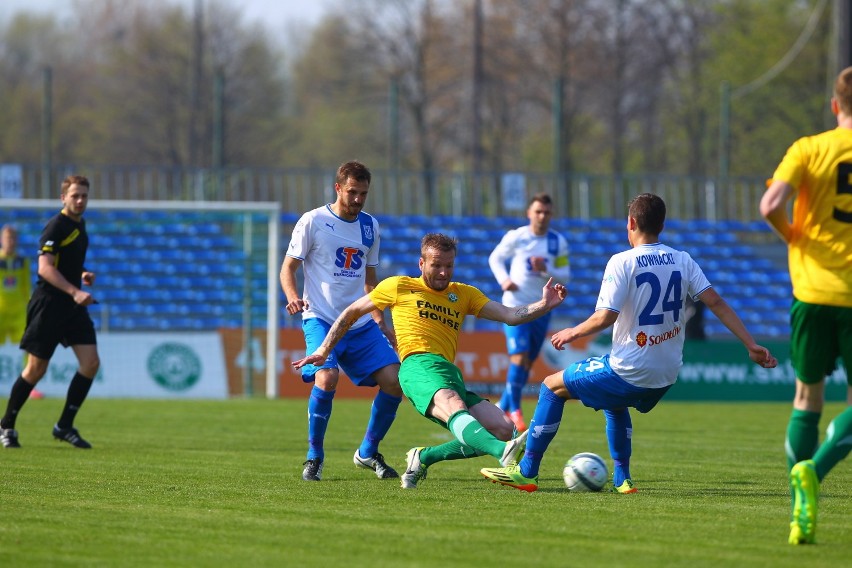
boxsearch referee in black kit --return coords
[1,175,101,449]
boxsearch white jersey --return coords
[597,242,711,389]
[488,227,571,306]
[286,204,380,329]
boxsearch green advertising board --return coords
[669,340,848,402]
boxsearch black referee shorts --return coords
[20,291,97,360]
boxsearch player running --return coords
[761,65,852,545]
[488,193,571,432]
[0,175,101,449]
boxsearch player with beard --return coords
[488,193,571,432]
[281,161,403,482]
[293,233,567,488]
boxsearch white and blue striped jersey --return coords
[488,227,571,306]
[597,242,711,388]
[286,204,380,330]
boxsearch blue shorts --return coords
[503,312,551,360]
[562,354,671,413]
[301,318,399,386]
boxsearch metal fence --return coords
[13,163,768,222]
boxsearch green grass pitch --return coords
[1,398,849,567]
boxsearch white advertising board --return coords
[0,164,23,198]
[0,332,228,399]
[501,172,526,211]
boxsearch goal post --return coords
[0,198,282,398]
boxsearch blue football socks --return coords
[522,384,566,478]
[604,408,633,486]
[507,363,529,413]
[358,390,402,459]
[306,386,335,460]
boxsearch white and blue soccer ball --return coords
[563,452,608,492]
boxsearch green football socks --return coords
[420,440,483,467]
[447,410,504,460]
[812,406,852,481]
[785,409,820,471]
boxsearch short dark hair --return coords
[61,174,90,195]
[528,193,552,207]
[336,161,371,186]
[420,233,457,257]
[627,193,666,235]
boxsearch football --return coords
[563,452,609,492]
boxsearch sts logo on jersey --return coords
[335,246,364,271]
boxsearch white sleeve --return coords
[596,254,626,312]
[367,217,381,267]
[684,253,712,299]
[286,212,312,260]
[548,234,572,283]
[488,233,514,284]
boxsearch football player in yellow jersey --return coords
[761,66,852,545]
[0,225,30,345]
[293,233,567,489]
[0,225,43,400]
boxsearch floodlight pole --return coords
[718,81,730,183]
[838,0,852,69]
[41,66,52,198]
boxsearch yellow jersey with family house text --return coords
[369,276,491,363]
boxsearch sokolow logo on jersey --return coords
[635,326,681,347]
[147,342,202,391]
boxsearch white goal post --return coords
[0,198,282,398]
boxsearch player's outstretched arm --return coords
[551,308,617,350]
[698,288,778,368]
[478,277,567,325]
[291,294,378,369]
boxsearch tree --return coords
[0,14,83,165]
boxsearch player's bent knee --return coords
[374,365,403,397]
[542,371,565,392]
[79,357,100,379]
[23,357,49,383]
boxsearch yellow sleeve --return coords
[771,138,807,188]
[369,276,398,311]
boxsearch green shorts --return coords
[790,299,852,385]
[399,353,486,427]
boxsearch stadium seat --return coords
[9,208,791,337]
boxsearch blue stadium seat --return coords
[12,207,788,337]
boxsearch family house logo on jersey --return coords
[147,342,202,391]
